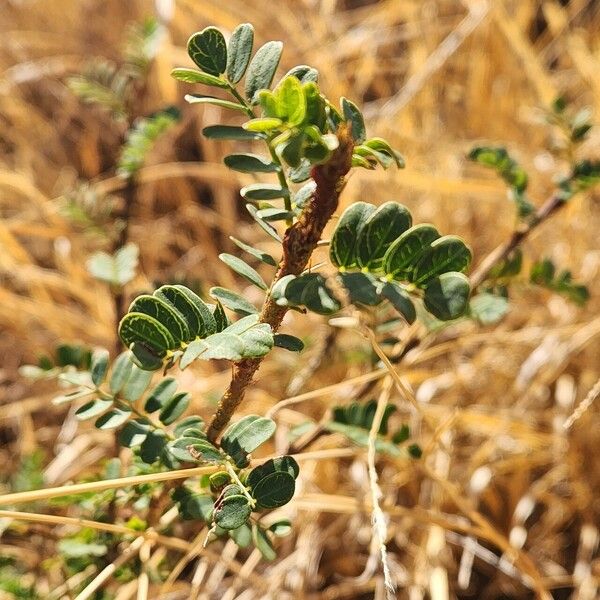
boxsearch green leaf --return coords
[226,23,254,83]
[170,68,228,87]
[95,408,132,430]
[118,420,149,447]
[275,76,306,125]
[274,273,341,314]
[191,334,242,363]
[273,334,304,352]
[230,523,253,547]
[412,236,472,285]
[258,89,279,118]
[140,430,167,464]
[280,132,305,168]
[212,301,229,332]
[174,416,205,437]
[252,524,276,560]
[122,365,153,402]
[159,392,190,425]
[144,377,177,413]
[187,27,227,76]
[184,94,246,113]
[90,348,109,387]
[247,456,299,489]
[221,415,276,466]
[289,159,312,183]
[356,202,412,270]
[255,208,294,221]
[117,109,180,177]
[230,237,277,267]
[251,471,295,509]
[202,124,262,140]
[209,287,258,315]
[354,144,394,169]
[332,399,396,433]
[392,424,410,444]
[339,272,381,306]
[269,519,292,537]
[245,40,283,102]
[169,437,221,463]
[341,97,366,143]
[469,293,509,325]
[52,388,94,406]
[241,184,290,200]
[129,342,164,371]
[155,285,216,339]
[423,272,470,321]
[243,117,283,132]
[214,494,251,530]
[283,65,318,83]
[224,153,279,173]
[352,154,373,169]
[381,282,416,323]
[180,317,273,368]
[128,294,190,343]
[363,137,405,168]
[219,253,267,290]
[468,146,529,196]
[293,180,316,209]
[119,313,175,357]
[303,82,326,131]
[383,224,440,280]
[109,351,135,394]
[75,399,113,420]
[87,243,138,287]
[245,204,283,242]
[489,249,522,279]
[330,202,376,269]
[58,540,107,558]
[175,490,214,521]
[326,421,401,456]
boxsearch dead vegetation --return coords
[1,1,599,598]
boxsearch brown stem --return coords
[206,126,354,442]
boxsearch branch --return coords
[206,126,354,442]
[469,193,565,289]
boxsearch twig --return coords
[0,510,188,552]
[563,375,600,430]
[206,125,354,442]
[366,376,395,599]
[469,193,565,289]
[0,465,218,506]
[75,537,145,600]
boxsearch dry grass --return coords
[1,0,600,598]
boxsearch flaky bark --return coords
[206,126,354,442]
